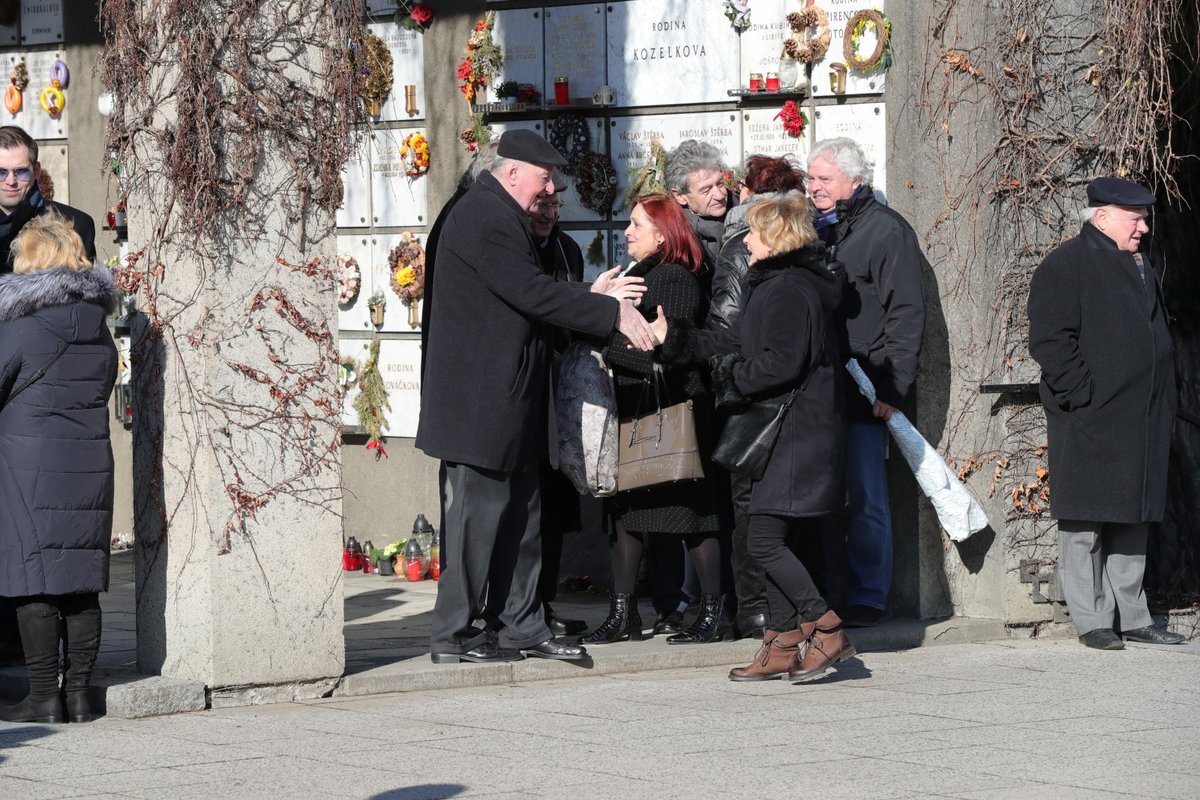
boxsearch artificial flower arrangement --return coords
[336,254,361,306]
[399,132,430,178]
[844,10,894,73]
[459,112,491,153]
[723,0,751,33]
[783,7,831,65]
[360,30,394,115]
[389,232,426,326]
[352,338,390,460]
[4,59,28,114]
[456,11,503,105]
[395,2,434,33]
[621,138,668,210]
[775,101,808,138]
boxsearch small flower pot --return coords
[376,557,395,576]
[370,305,385,327]
[365,98,382,117]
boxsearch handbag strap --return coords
[7,338,69,404]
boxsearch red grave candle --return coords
[554,77,569,105]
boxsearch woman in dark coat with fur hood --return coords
[0,212,118,724]
[655,197,854,684]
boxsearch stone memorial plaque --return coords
[338,337,368,429]
[20,0,63,45]
[35,141,68,205]
[808,0,888,98]
[740,107,809,166]
[562,229,610,283]
[738,0,789,88]
[493,9,543,92]
[370,232,428,334]
[606,0,739,107]
[544,4,607,107]
[610,111,741,211]
[813,102,887,196]
[370,128,428,228]
[16,50,68,139]
[0,20,17,46]
[367,21,425,122]
[490,120,544,139]
[610,230,630,270]
[337,136,371,229]
[363,0,402,15]
[336,234,373,333]
[376,338,424,438]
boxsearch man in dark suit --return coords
[0,126,96,271]
[417,130,655,664]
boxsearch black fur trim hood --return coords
[0,266,119,323]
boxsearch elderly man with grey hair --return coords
[1028,176,1183,650]
[666,139,733,273]
[807,137,926,628]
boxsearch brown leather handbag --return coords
[616,368,705,492]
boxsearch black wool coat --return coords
[665,245,846,517]
[1028,222,1177,523]
[0,266,118,598]
[416,171,618,473]
[825,187,926,418]
[602,253,720,534]
[0,195,97,273]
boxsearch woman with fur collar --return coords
[0,212,118,723]
[654,196,854,684]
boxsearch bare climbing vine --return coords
[921,1,1197,569]
[99,1,366,555]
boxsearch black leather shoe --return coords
[736,612,769,640]
[1121,625,1185,645]
[521,638,589,661]
[652,610,685,635]
[545,604,588,637]
[1078,628,1124,650]
[841,604,884,628]
[430,642,524,664]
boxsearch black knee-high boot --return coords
[0,601,64,723]
[61,596,102,723]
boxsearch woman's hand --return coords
[591,265,647,305]
[648,305,668,346]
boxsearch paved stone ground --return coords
[1,637,1197,799]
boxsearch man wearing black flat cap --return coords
[1029,176,1184,650]
[418,129,654,664]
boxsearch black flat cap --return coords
[552,172,568,193]
[1087,177,1156,208]
[497,129,567,167]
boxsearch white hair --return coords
[1080,206,1100,224]
[808,137,874,185]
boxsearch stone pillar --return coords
[105,3,356,704]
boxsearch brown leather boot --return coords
[788,610,856,683]
[728,627,809,681]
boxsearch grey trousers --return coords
[430,462,552,653]
[1058,520,1153,636]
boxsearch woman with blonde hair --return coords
[0,212,117,722]
[655,196,855,682]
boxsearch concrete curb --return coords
[1,616,1009,718]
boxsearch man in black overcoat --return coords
[417,130,655,663]
[0,126,96,272]
[1028,177,1184,650]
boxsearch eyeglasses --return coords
[0,167,34,181]
[536,200,563,212]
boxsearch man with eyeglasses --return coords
[1028,176,1184,650]
[0,126,95,272]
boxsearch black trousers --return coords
[748,513,828,630]
[431,462,551,653]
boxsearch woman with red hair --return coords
[581,195,730,646]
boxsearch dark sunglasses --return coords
[0,167,34,181]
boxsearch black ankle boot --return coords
[580,593,644,644]
[62,601,102,723]
[666,594,734,644]
[0,602,64,724]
